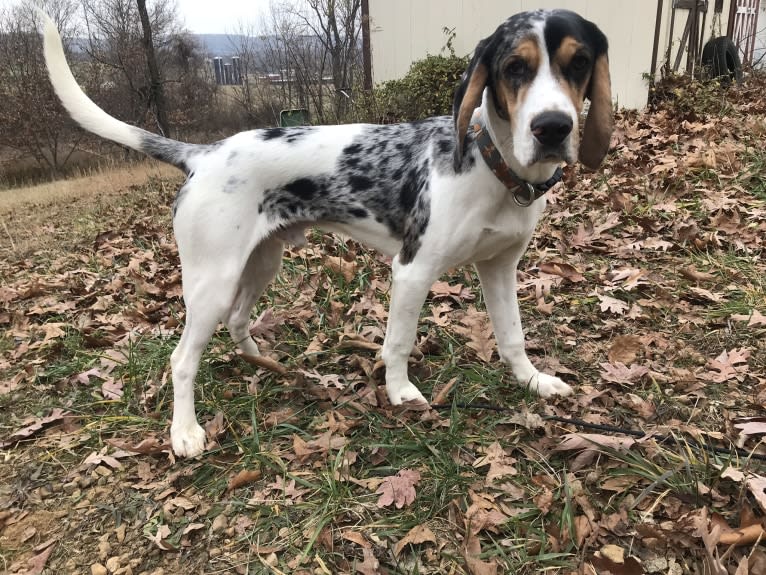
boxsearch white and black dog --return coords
[40,9,612,457]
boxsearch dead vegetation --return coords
[1,74,766,574]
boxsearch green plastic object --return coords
[279,109,310,127]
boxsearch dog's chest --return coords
[455,197,544,264]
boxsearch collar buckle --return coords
[512,183,538,207]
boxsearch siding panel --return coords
[369,0,660,109]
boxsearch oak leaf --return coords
[598,294,629,315]
[0,408,69,448]
[705,348,750,383]
[599,362,649,385]
[393,523,437,557]
[375,469,421,509]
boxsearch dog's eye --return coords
[505,59,527,77]
[571,54,590,71]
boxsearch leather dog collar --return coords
[470,110,563,207]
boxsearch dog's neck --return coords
[479,90,560,185]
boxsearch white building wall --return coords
[368,0,735,109]
[754,2,766,67]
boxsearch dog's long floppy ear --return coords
[453,38,491,172]
[579,51,613,170]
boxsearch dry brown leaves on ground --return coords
[1,75,766,573]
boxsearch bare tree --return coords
[293,0,362,120]
[137,0,170,136]
[81,0,178,133]
[227,0,362,127]
[0,0,81,175]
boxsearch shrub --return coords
[361,28,470,123]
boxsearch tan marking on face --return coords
[553,36,589,113]
[455,62,488,163]
[554,36,582,68]
[497,38,540,126]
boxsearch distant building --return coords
[212,56,242,85]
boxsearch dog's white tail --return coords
[39,10,196,173]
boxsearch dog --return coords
[39,9,612,457]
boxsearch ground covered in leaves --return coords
[2,75,766,575]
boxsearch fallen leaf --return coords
[356,547,381,575]
[239,352,288,375]
[226,469,263,493]
[734,419,766,437]
[705,348,750,383]
[431,377,458,405]
[82,448,125,469]
[607,335,642,364]
[182,523,205,536]
[746,474,766,513]
[1,408,69,448]
[473,442,517,483]
[249,309,281,340]
[430,280,474,302]
[680,265,716,282]
[341,530,370,549]
[598,294,629,315]
[150,524,176,551]
[453,306,495,363]
[393,523,437,557]
[101,378,123,400]
[463,531,497,575]
[205,411,226,439]
[539,261,585,282]
[376,469,421,509]
[589,546,643,575]
[717,523,766,546]
[23,540,56,575]
[324,255,358,282]
[105,436,172,456]
[74,367,105,385]
[599,362,649,385]
[731,309,766,327]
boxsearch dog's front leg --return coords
[475,248,572,397]
[382,257,438,405]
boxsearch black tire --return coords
[701,36,743,85]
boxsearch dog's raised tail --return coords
[39,10,194,173]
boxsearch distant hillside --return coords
[193,34,253,57]
[68,34,267,59]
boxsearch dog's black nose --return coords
[530,112,573,147]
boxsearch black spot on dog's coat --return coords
[284,178,319,200]
[343,143,363,156]
[348,175,374,192]
[262,127,286,140]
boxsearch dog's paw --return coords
[528,372,573,398]
[386,380,427,406]
[171,422,207,458]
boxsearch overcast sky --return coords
[175,0,268,34]
[0,0,269,34]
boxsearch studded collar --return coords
[470,110,563,207]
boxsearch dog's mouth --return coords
[532,144,574,165]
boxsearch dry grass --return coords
[0,160,179,212]
[0,161,182,257]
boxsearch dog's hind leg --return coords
[225,237,284,356]
[169,264,240,457]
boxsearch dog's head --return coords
[453,9,612,172]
